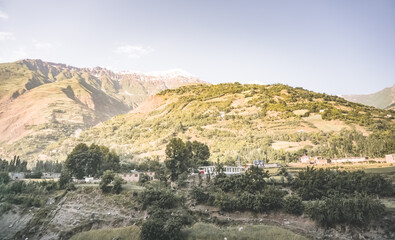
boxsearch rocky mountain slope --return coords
[45,83,394,164]
[0,59,205,162]
[342,84,395,110]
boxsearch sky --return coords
[0,0,394,95]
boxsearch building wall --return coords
[386,154,395,163]
[120,172,156,182]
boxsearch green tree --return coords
[165,138,191,181]
[283,195,304,215]
[243,166,269,193]
[65,143,90,179]
[65,143,120,179]
[112,175,124,194]
[100,170,115,193]
[187,140,210,167]
[0,172,10,184]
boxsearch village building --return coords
[120,171,156,183]
[312,156,329,165]
[263,163,282,168]
[198,165,245,175]
[42,172,61,179]
[252,160,281,168]
[300,155,310,164]
[84,177,96,183]
[331,157,368,164]
[253,160,265,167]
[8,172,25,180]
[386,154,395,163]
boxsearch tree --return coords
[58,169,72,189]
[139,173,150,184]
[243,166,269,193]
[283,195,304,215]
[65,143,120,179]
[100,170,115,193]
[187,140,210,167]
[165,138,191,181]
[0,172,10,184]
[140,219,165,240]
[112,175,124,194]
[65,143,90,179]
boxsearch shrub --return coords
[112,176,124,194]
[0,172,10,184]
[190,186,209,204]
[283,195,304,215]
[140,186,179,209]
[306,193,385,227]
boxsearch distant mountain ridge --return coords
[0,59,206,161]
[342,84,395,110]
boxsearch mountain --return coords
[0,59,206,161]
[43,83,394,164]
[342,84,395,109]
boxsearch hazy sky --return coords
[0,0,394,95]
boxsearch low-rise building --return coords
[198,165,245,175]
[42,172,61,179]
[386,154,395,163]
[252,161,281,168]
[8,172,25,180]
[263,163,282,168]
[300,155,310,164]
[331,157,368,164]
[120,171,156,183]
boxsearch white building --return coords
[8,172,25,180]
[300,155,310,164]
[120,171,156,182]
[331,157,368,164]
[386,154,395,163]
[198,165,245,175]
[42,172,61,179]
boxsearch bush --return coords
[112,176,124,194]
[306,193,385,227]
[138,174,150,185]
[140,207,183,240]
[214,186,286,212]
[0,172,10,184]
[283,195,304,215]
[100,170,115,193]
[140,185,179,209]
[190,186,209,204]
[292,167,393,200]
[25,171,43,179]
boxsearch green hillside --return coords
[47,83,395,164]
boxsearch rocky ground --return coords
[1,186,394,240]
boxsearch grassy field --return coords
[70,223,307,240]
[70,225,140,240]
[181,223,307,240]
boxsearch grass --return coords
[70,225,140,240]
[69,223,307,240]
[75,183,145,192]
[363,166,395,175]
[181,223,308,240]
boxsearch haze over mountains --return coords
[342,84,395,110]
[0,59,205,161]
